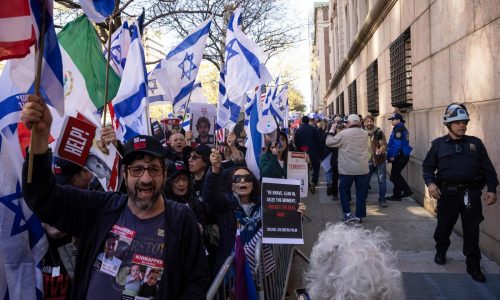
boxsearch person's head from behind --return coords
[305,223,403,300]
[231,167,259,201]
[169,132,186,154]
[301,115,310,125]
[346,114,361,128]
[122,135,167,212]
[104,234,118,258]
[146,269,160,286]
[196,117,211,138]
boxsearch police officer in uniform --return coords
[386,113,413,201]
[422,103,498,283]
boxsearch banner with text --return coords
[261,177,303,244]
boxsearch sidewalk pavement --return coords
[286,170,500,299]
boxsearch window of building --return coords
[348,80,357,115]
[366,60,379,116]
[337,92,345,116]
[389,28,412,108]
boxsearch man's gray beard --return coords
[128,183,164,211]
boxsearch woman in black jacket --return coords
[164,160,218,275]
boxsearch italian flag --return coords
[58,15,120,124]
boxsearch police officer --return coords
[422,103,498,283]
[386,113,413,201]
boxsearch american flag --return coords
[0,0,35,61]
[260,84,267,103]
[216,127,225,146]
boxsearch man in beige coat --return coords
[326,114,370,224]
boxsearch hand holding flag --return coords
[20,95,52,154]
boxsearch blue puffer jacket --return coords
[387,123,413,159]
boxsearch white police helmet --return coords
[443,103,470,125]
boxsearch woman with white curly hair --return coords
[304,223,404,300]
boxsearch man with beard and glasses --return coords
[21,95,209,300]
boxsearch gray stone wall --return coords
[323,0,500,262]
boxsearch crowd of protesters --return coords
[20,94,498,299]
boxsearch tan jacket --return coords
[366,127,387,165]
[326,127,369,175]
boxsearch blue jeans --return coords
[325,168,333,184]
[339,174,368,218]
[367,162,387,200]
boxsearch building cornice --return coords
[324,0,397,100]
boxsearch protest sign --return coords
[55,116,96,166]
[190,102,216,147]
[261,177,303,244]
[287,151,308,198]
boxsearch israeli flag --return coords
[272,84,289,128]
[80,0,115,23]
[217,7,272,130]
[244,90,262,180]
[110,25,148,143]
[262,77,280,116]
[152,17,212,114]
[216,71,242,132]
[105,20,131,77]
[0,65,48,300]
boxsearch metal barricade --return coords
[206,255,234,300]
[261,244,294,300]
[206,243,297,300]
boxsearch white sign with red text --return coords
[287,151,308,198]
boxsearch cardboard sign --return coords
[261,177,303,245]
[55,116,96,166]
[287,151,308,198]
[77,112,122,192]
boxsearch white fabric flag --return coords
[110,25,148,143]
[152,18,212,113]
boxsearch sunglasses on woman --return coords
[232,174,253,183]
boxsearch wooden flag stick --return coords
[181,90,194,123]
[213,116,218,149]
[101,17,113,127]
[28,0,47,183]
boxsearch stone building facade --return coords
[311,2,331,113]
[313,0,500,262]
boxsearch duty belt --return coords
[441,182,474,190]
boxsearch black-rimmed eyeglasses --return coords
[128,165,163,177]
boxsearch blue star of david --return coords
[148,78,158,94]
[178,52,197,80]
[0,182,43,239]
[224,39,239,73]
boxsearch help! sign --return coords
[55,116,97,166]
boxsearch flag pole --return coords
[213,116,218,149]
[28,0,47,183]
[101,17,113,127]
[181,90,194,123]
